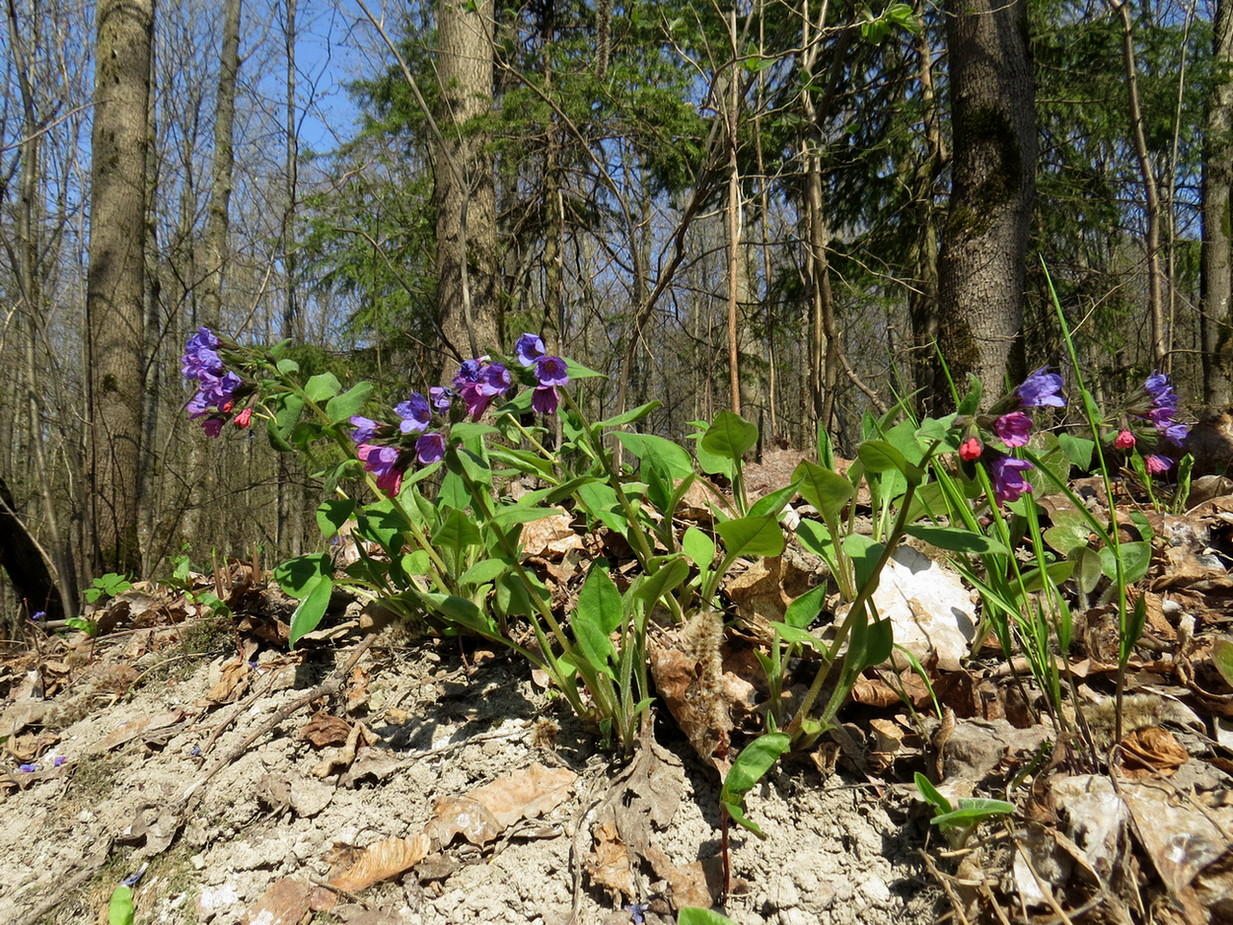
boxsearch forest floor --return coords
[3,464,1233,924]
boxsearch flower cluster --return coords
[1110,369,1190,473]
[181,327,252,437]
[351,333,569,496]
[960,367,1067,505]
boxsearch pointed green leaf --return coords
[716,515,785,559]
[274,553,332,599]
[304,372,342,402]
[289,577,334,646]
[904,525,1007,555]
[701,411,759,464]
[316,499,355,538]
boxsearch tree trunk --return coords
[202,0,241,327]
[1204,0,1233,405]
[87,0,154,574]
[433,0,499,363]
[936,0,1035,400]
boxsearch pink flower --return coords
[234,407,253,428]
[1145,454,1172,474]
[959,436,983,461]
[993,411,1032,448]
[1113,429,1135,450]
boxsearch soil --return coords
[0,617,940,925]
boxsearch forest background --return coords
[1,0,1230,632]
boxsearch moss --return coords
[945,103,1025,241]
[140,615,232,684]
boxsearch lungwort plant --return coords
[183,326,1185,765]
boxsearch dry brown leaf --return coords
[586,822,636,898]
[519,510,583,559]
[428,797,502,847]
[649,626,732,775]
[456,762,576,828]
[1119,726,1189,777]
[327,834,432,893]
[242,876,319,925]
[298,712,353,749]
[206,658,250,703]
[87,710,187,755]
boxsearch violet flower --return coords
[395,393,432,434]
[531,386,560,415]
[990,456,1033,505]
[515,333,545,367]
[1015,367,1065,408]
[357,443,404,496]
[350,415,380,444]
[416,432,446,464]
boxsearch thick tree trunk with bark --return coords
[433,0,499,363]
[87,0,154,573]
[1204,0,1233,405]
[936,0,1035,400]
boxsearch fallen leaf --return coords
[327,834,432,893]
[298,712,353,749]
[448,762,576,829]
[428,797,502,847]
[87,711,187,755]
[519,510,584,558]
[243,876,317,924]
[1119,726,1189,777]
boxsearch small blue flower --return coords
[1015,367,1065,408]
[29,611,45,622]
[515,333,545,368]
[18,763,37,773]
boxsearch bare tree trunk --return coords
[1204,0,1233,405]
[87,0,154,573]
[725,8,743,417]
[434,0,499,362]
[935,0,1035,399]
[203,0,241,327]
[279,0,303,556]
[1109,0,1167,370]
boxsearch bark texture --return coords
[87,0,153,572]
[433,0,500,364]
[1204,0,1233,405]
[936,0,1035,401]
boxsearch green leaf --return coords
[577,481,629,534]
[768,621,824,650]
[304,372,342,402]
[565,359,605,379]
[633,556,692,605]
[913,771,952,814]
[274,554,332,599]
[716,515,785,559]
[433,508,483,553]
[677,908,745,925]
[109,885,136,925]
[842,534,883,588]
[423,592,499,635]
[784,585,827,628]
[458,558,510,586]
[720,732,791,839]
[275,357,299,375]
[1099,541,1152,584]
[316,499,355,538]
[326,382,374,424]
[355,499,407,553]
[931,798,1015,828]
[595,401,660,430]
[748,483,800,519]
[615,432,695,480]
[858,439,909,474]
[792,461,853,523]
[904,525,1007,555]
[289,577,333,646]
[1058,433,1095,470]
[701,411,759,465]
[681,527,716,570]
[573,565,623,674]
[1213,639,1233,690]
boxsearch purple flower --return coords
[477,362,512,396]
[416,432,446,464]
[52,756,66,767]
[531,386,560,415]
[1145,453,1172,474]
[459,381,494,420]
[990,456,1033,505]
[1015,367,1065,408]
[1162,422,1190,446]
[993,411,1032,448]
[29,610,45,622]
[533,355,570,388]
[201,417,225,439]
[181,328,224,380]
[395,393,432,434]
[515,333,545,368]
[428,386,453,412]
[454,358,485,387]
[350,415,380,444]
[358,443,404,496]
[18,764,36,773]
[1144,370,1175,403]
[200,371,242,411]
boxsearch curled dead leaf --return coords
[298,712,353,749]
[327,834,432,893]
[1119,726,1189,778]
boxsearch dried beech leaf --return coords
[88,710,187,755]
[586,822,636,898]
[519,510,583,559]
[206,658,250,703]
[456,762,576,829]
[428,797,502,847]
[243,876,318,925]
[298,712,353,749]
[1119,726,1189,778]
[327,834,432,893]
